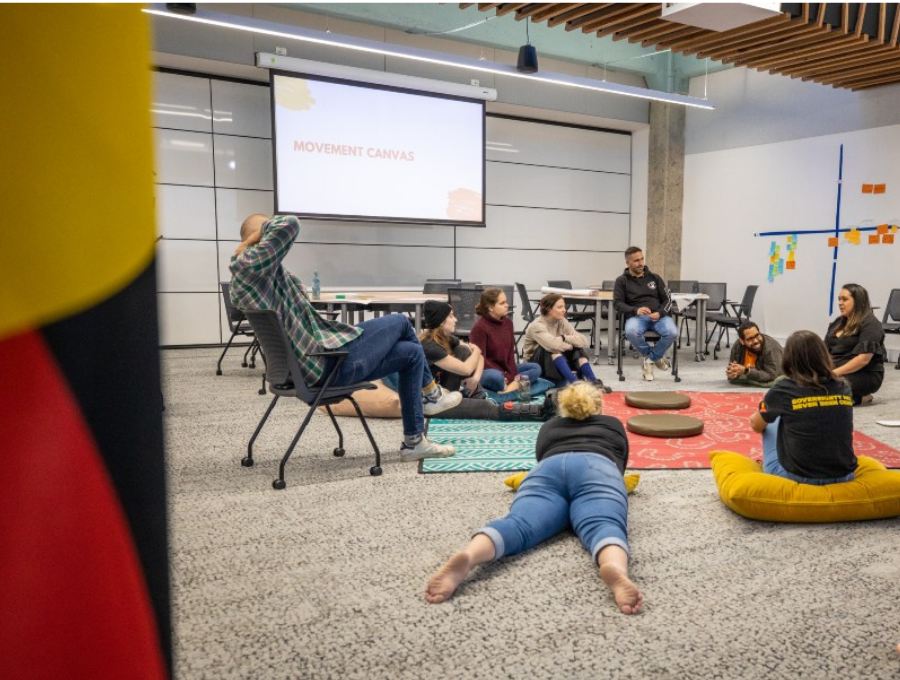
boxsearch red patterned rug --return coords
[602,391,900,469]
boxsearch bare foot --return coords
[599,563,644,615]
[500,380,520,394]
[425,552,472,603]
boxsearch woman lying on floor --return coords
[522,293,603,387]
[414,300,551,422]
[425,381,643,614]
[750,330,857,485]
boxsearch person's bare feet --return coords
[599,563,644,615]
[425,552,472,603]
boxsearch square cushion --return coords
[710,450,900,522]
[317,379,401,418]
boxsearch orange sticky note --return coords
[874,184,886,194]
[785,260,796,270]
[877,224,889,234]
[862,184,874,193]
[883,234,895,244]
[828,237,839,247]
[868,234,880,244]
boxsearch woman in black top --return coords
[425,382,643,614]
[750,330,857,484]
[825,283,885,405]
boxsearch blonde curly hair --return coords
[556,382,603,420]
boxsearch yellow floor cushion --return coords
[709,450,900,522]
[505,470,640,494]
[316,379,401,418]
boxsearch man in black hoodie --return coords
[613,246,677,381]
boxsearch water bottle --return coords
[517,374,531,403]
[312,270,321,301]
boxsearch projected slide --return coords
[272,73,485,224]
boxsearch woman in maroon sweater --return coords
[469,288,542,394]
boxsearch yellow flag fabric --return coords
[0,5,156,340]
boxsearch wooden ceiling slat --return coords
[841,68,900,87]
[666,15,790,54]
[514,5,553,21]
[547,4,612,28]
[800,50,900,80]
[891,4,900,46]
[802,3,809,22]
[699,22,822,61]
[795,43,899,75]
[750,34,870,70]
[653,26,722,50]
[813,59,900,85]
[817,2,826,26]
[762,37,881,73]
[578,4,660,34]
[623,20,706,45]
[475,3,504,11]
[603,12,664,40]
[849,72,900,89]
[566,3,640,31]
[878,3,886,42]
[842,3,850,34]
[855,3,867,37]
[529,3,579,24]
[717,30,838,65]
[495,3,530,17]
[767,44,881,76]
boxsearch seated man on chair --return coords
[725,321,783,388]
[230,214,461,461]
[613,246,678,382]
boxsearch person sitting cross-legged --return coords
[425,382,643,615]
[230,213,461,461]
[725,321,784,388]
[613,246,677,382]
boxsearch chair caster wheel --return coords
[370,466,383,476]
[272,479,286,490]
[258,389,266,396]
[333,447,345,457]
[249,362,256,369]
[241,457,254,467]
[216,369,222,376]
[241,361,248,368]
[619,375,625,381]
[675,376,682,383]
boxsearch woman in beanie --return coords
[523,293,603,386]
[417,299,553,422]
[469,287,542,394]
[425,382,642,614]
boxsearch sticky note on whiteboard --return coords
[828,237,839,247]
[874,184,886,194]
[883,234,895,244]
[786,260,796,270]
[877,224,889,234]
[862,184,874,193]
[868,234,880,244]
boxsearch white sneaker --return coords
[423,387,463,416]
[654,356,671,372]
[399,437,457,461]
[642,357,655,381]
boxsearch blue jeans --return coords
[761,418,855,485]
[480,362,541,392]
[478,453,629,563]
[326,314,432,436]
[624,315,678,362]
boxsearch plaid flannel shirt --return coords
[229,214,362,384]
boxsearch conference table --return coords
[312,291,448,333]
[546,288,710,364]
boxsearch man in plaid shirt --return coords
[231,214,461,460]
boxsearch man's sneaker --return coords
[423,387,463,416]
[654,356,671,372]
[399,437,457,461]
[642,357,655,382]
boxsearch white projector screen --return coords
[270,71,486,226]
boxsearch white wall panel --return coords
[156,185,216,239]
[152,72,211,132]
[487,117,631,173]
[211,80,271,138]
[461,205,629,251]
[157,240,220,293]
[456,248,625,292]
[297,220,455,247]
[213,135,273,190]
[488,162,630,213]
[154,129,214,186]
[158,293,222,345]
[216,188,274,239]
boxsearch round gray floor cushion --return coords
[624,391,692,410]
[626,414,704,437]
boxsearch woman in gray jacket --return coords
[523,293,601,385]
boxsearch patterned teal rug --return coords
[420,420,540,473]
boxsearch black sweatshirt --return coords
[613,265,673,319]
[534,415,629,474]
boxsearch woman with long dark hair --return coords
[824,283,886,405]
[749,330,857,484]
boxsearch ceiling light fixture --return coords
[143,5,714,110]
[516,20,538,74]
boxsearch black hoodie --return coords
[613,265,673,319]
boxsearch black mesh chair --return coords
[217,282,260,375]
[616,310,680,383]
[678,282,727,353]
[666,280,698,349]
[547,279,595,338]
[514,282,539,358]
[423,279,461,295]
[241,309,382,490]
[448,287,483,339]
[707,285,758,359]
[881,288,900,369]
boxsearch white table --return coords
[311,292,448,333]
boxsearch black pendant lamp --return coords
[516,21,538,74]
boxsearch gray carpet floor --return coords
[163,344,900,679]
